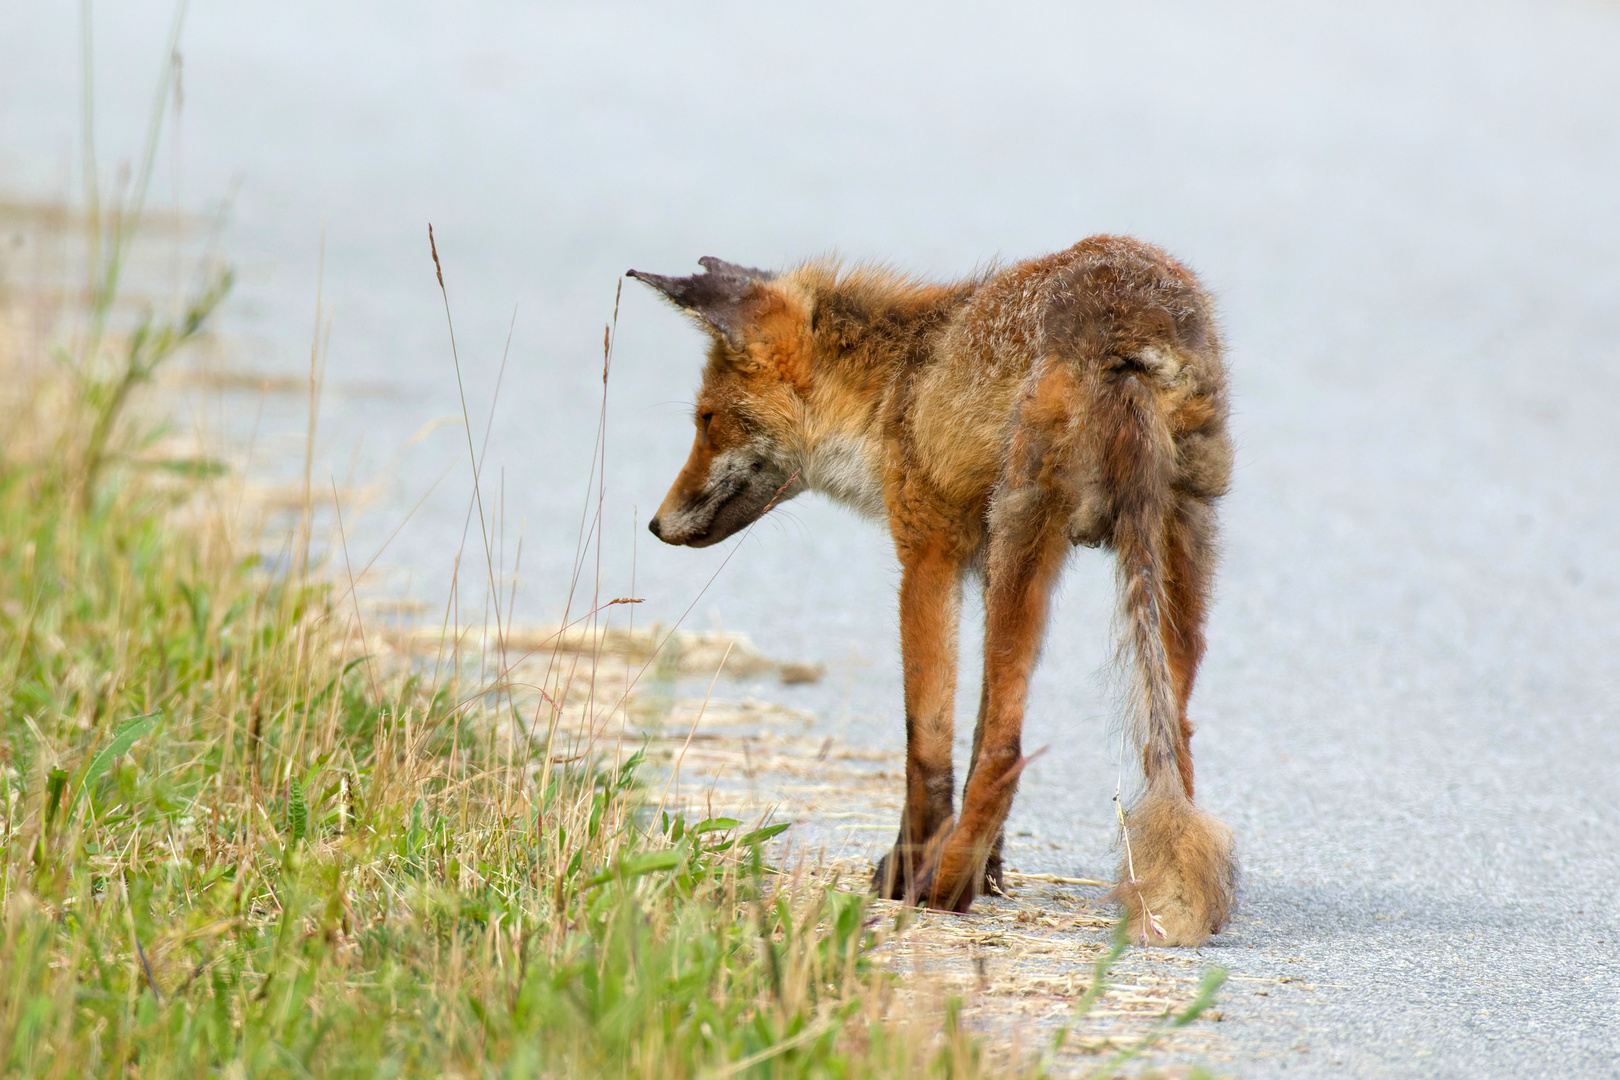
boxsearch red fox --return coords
[630,237,1237,945]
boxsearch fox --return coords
[628,236,1237,946]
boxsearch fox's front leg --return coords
[873,539,962,901]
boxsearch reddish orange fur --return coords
[633,238,1237,945]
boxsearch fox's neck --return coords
[791,276,974,519]
[792,361,886,519]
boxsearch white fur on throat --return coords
[802,431,885,519]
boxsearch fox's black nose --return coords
[648,517,663,539]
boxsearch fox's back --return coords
[907,237,1223,508]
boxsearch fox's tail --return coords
[1098,359,1237,946]
[1104,366,1187,803]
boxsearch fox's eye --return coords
[699,412,714,428]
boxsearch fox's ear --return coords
[626,257,776,349]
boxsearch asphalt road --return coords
[4,1,1617,1074]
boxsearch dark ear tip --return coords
[698,256,776,282]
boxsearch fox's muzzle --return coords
[648,452,793,548]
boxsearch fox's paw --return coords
[921,823,982,914]
[872,841,943,904]
[920,862,977,914]
[1109,793,1237,948]
[871,849,909,901]
[875,814,959,904]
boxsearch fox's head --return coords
[628,257,812,547]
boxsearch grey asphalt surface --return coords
[5,1,1618,1074]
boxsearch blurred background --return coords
[3,1,1618,1068]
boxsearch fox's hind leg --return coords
[874,535,964,901]
[1159,493,1216,798]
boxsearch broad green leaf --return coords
[73,712,160,820]
[588,849,682,886]
[739,822,792,846]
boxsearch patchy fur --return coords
[632,236,1238,945]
